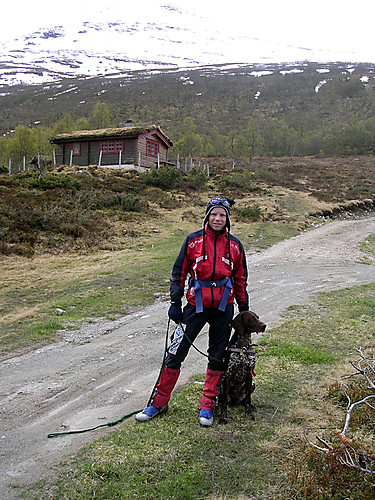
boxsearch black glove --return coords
[168,302,183,324]
[239,305,249,312]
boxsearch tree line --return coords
[2,107,375,172]
[0,103,112,171]
[2,61,375,171]
[174,115,375,160]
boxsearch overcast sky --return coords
[1,0,374,64]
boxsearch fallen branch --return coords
[306,347,375,475]
[342,394,375,435]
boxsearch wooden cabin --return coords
[52,124,173,169]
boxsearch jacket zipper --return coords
[210,233,218,307]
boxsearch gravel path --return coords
[1,216,374,498]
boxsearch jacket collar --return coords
[205,224,228,237]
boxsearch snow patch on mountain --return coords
[0,1,371,89]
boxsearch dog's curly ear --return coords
[232,313,245,337]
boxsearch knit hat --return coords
[203,196,235,231]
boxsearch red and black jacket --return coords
[170,225,249,311]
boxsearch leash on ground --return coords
[47,319,170,438]
[47,318,220,438]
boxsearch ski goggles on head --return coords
[209,197,230,208]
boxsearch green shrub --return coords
[141,166,181,190]
[0,166,8,174]
[118,193,148,212]
[30,173,81,190]
[252,165,285,185]
[186,167,208,189]
[235,205,262,221]
[220,169,261,193]
[79,190,147,212]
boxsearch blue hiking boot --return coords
[135,404,168,422]
[199,409,213,427]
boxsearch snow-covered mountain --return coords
[0,2,370,88]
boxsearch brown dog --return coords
[218,311,266,424]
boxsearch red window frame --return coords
[71,142,81,156]
[100,139,124,154]
[146,138,159,157]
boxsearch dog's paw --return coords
[219,414,228,425]
[245,404,256,419]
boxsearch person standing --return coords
[136,196,249,426]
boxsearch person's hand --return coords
[168,303,183,323]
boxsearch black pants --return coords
[165,302,234,371]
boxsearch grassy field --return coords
[0,233,181,354]
[1,157,374,498]
[3,155,374,356]
[0,211,305,356]
[1,162,321,356]
[24,283,375,499]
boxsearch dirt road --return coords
[1,216,374,498]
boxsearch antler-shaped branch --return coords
[306,347,375,475]
[342,395,375,435]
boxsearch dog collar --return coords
[227,347,255,354]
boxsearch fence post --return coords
[119,150,122,167]
[177,154,180,169]
[8,158,11,175]
[207,164,210,177]
[98,150,102,166]
[23,156,26,172]
[37,153,42,178]
[138,151,141,167]
[53,148,56,167]
[157,153,160,169]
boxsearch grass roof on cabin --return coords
[52,126,173,146]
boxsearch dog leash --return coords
[47,317,222,438]
[47,319,171,438]
[177,321,224,364]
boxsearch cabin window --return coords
[71,142,81,156]
[100,139,124,154]
[146,138,159,157]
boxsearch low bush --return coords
[141,165,181,190]
[72,189,148,212]
[0,240,35,257]
[0,175,150,255]
[234,205,262,221]
[219,169,262,193]
[30,173,81,190]
[186,167,209,190]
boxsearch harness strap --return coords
[192,278,232,313]
[227,347,256,354]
